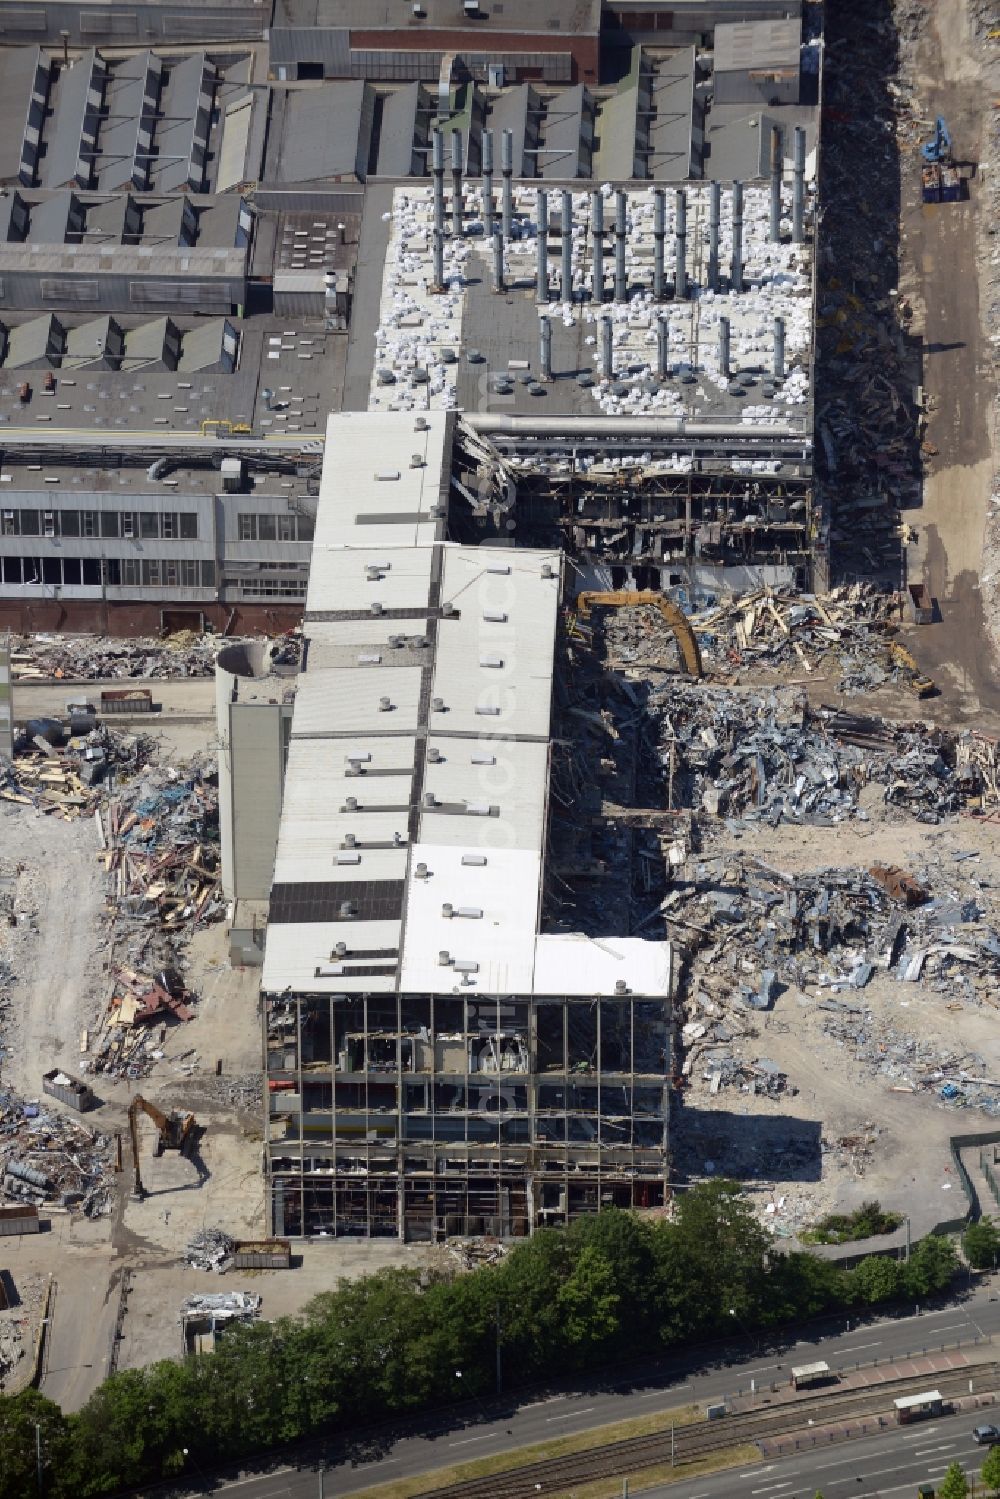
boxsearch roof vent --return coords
[371,601,384,616]
[614,979,629,995]
[334,941,347,958]
[427,746,442,763]
[457,907,483,919]
[410,453,425,468]
[431,696,446,711]
[483,608,507,623]
[441,601,457,617]
[542,562,555,579]
[415,862,429,879]
[365,565,383,581]
[414,416,429,430]
[476,704,501,717]
[375,470,400,481]
[379,695,392,712]
[461,853,488,866]
[442,903,455,919]
[424,791,437,808]
[393,831,404,847]
[438,949,452,966]
[480,654,504,668]
[345,796,358,811]
[389,634,404,648]
[454,958,480,973]
[336,851,361,864]
[345,833,357,847]
[339,900,356,919]
[487,563,511,575]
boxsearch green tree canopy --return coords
[939,1459,968,1499]
[980,1443,1000,1496]
[903,1235,959,1299]
[963,1218,1000,1270]
[0,1389,72,1499]
[850,1253,901,1305]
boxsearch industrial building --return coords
[261,409,673,1240]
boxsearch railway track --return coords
[422,1363,1000,1499]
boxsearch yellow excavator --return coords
[887,641,936,699]
[574,590,704,678]
[128,1094,197,1200]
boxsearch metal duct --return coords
[730,181,743,294]
[492,230,504,294]
[653,187,665,302]
[614,189,627,303]
[674,188,687,300]
[501,127,513,240]
[773,315,785,379]
[656,315,669,381]
[792,126,806,243]
[432,129,445,240]
[464,412,809,440]
[539,315,552,380]
[719,315,731,378]
[451,128,463,238]
[536,188,548,302]
[591,190,604,304]
[769,125,783,242]
[708,180,720,293]
[481,128,494,239]
[432,225,445,292]
[600,316,613,380]
[561,190,573,301]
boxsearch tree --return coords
[903,1234,959,1298]
[980,1443,1000,1496]
[556,1245,621,1354]
[963,1218,1000,1270]
[938,1459,968,1499]
[565,1208,656,1351]
[0,1389,72,1499]
[672,1180,772,1328]
[850,1254,901,1305]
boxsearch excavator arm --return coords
[575,590,704,678]
[127,1095,197,1200]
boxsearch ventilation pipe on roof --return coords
[674,187,687,300]
[501,126,514,240]
[792,125,806,243]
[773,315,785,380]
[652,187,665,302]
[451,128,463,237]
[481,127,494,239]
[591,189,604,304]
[600,316,613,380]
[718,315,731,379]
[769,124,783,243]
[614,188,627,303]
[708,179,720,293]
[560,189,573,300]
[492,229,504,293]
[656,314,669,381]
[538,314,552,381]
[730,180,743,294]
[536,188,548,303]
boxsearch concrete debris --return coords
[87,755,222,1081]
[687,583,899,680]
[0,725,160,817]
[648,686,999,824]
[9,631,234,681]
[179,1291,261,1320]
[447,1237,510,1271]
[0,1085,115,1217]
[185,1226,236,1272]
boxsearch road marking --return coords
[363,1459,400,1470]
[216,1469,296,1492]
[837,1340,882,1353]
[740,1467,777,1478]
[448,1435,490,1447]
[743,1363,783,1376]
[546,1406,596,1423]
[751,1481,795,1494]
[634,1385,692,1399]
[914,1444,955,1455]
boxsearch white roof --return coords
[261,411,672,1002]
[533,935,673,998]
[894,1391,943,1411]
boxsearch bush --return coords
[801,1200,904,1245]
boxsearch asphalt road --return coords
[173,1292,1000,1499]
[645,1419,994,1499]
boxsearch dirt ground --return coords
[896,0,1000,722]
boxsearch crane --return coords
[574,590,704,678]
[127,1095,197,1201]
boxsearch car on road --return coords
[972,1424,1000,1445]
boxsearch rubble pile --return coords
[673,850,1000,1100]
[819,1001,1000,1111]
[90,755,222,1080]
[688,584,898,680]
[0,725,159,817]
[650,686,999,824]
[186,1226,236,1272]
[9,632,227,681]
[0,1086,115,1217]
